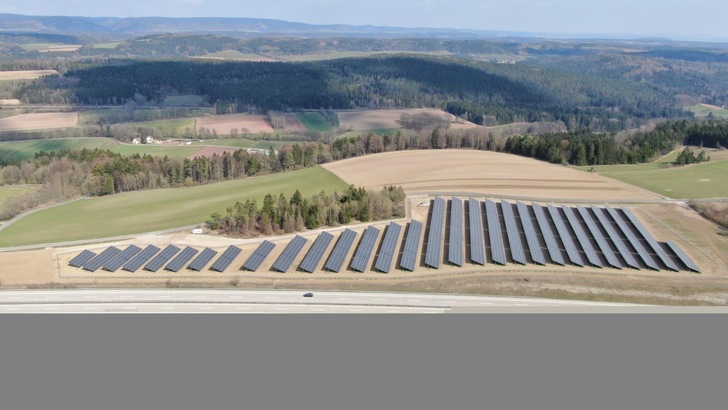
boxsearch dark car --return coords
[303,292,314,297]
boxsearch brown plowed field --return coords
[323,150,661,201]
[0,112,78,132]
[283,114,306,132]
[196,114,274,134]
[190,146,239,158]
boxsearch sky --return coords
[0,0,726,41]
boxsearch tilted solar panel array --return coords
[424,198,446,268]
[83,246,121,272]
[664,241,700,273]
[188,248,218,271]
[447,198,464,267]
[209,245,242,272]
[145,245,180,272]
[468,199,486,265]
[375,222,402,273]
[69,250,97,268]
[123,245,161,272]
[165,247,199,272]
[103,245,142,272]
[324,229,357,273]
[606,207,660,271]
[242,241,276,272]
[591,207,640,270]
[485,200,506,265]
[562,206,602,268]
[532,204,565,266]
[351,226,380,272]
[501,201,526,265]
[300,232,334,273]
[622,208,680,272]
[547,205,584,267]
[516,201,546,265]
[399,221,423,272]
[271,236,307,273]
[576,206,622,269]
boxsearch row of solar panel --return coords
[423,198,699,273]
[68,220,424,274]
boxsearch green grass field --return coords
[687,104,728,118]
[111,144,200,158]
[0,167,348,246]
[118,118,196,136]
[0,138,119,162]
[203,138,291,150]
[298,113,333,132]
[92,42,122,49]
[19,43,82,52]
[585,149,728,199]
[337,129,406,139]
[196,51,272,61]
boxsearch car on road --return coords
[303,292,314,297]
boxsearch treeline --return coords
[503,120,728,165]
[208,185,406,237]
[13,56,690,131]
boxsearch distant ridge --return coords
[0,13,518,38]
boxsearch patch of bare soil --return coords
[0,112,78,132]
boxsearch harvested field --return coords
[0,70,58,81]
[323,150,661,201]
[191,146,239,158]
[0,112,78,132]
[337,109,477,131]
[197,114,274,135]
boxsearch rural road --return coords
[0,289,649,313]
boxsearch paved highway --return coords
[0,289,644,313]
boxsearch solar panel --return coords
[271,236,307,273]
[209,245,242,272]
[664,241,700,273]
[242,240,276,272]
[485,200,506,265]
[447,198,464,267]
[83,246,122,272]
[324,229,357,273]
[145,245,180,272]
[606,207,660,271]
[468,199,486,265]
[516,202,546,266]
[532,204,565,266]
[300,232,334,273]
[399,220,423,272]
[69,250,96,268]
[103,245,142,272]
[123,245,161,272]
[424,198,446,268]
[547,205,584,267]
[561,206,602,268]
[621,208,680,272]
[187,248,218,271]
[591,207,640,270]
[165,247,199,272]
[576,206,622,269]
[351,226,380,272]
[500,201,526,265]
[375,222,402,273]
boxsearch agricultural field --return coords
[92,42,122,49]
[0,166,347,247]
[298,112,333,132]
[0,112,78,132]
[194,51,276,61]
[118,118,197,136]
[0,70,58,81]
[163,95,206,107]
[202,138,292,150]
[0,138,200,162]
[197,114,274,135]
[586,148,728,199]
[337,108,476,131]
[19,43,81,52]
[323,149,660,201]
[687,104,728,119]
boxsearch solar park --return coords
[65,198,701,275]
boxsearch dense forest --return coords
[209,185,406,237]
[8,55,688,131]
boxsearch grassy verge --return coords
[0,166,348,246]
[0,185,37,210]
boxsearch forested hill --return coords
[24,56,684,130]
